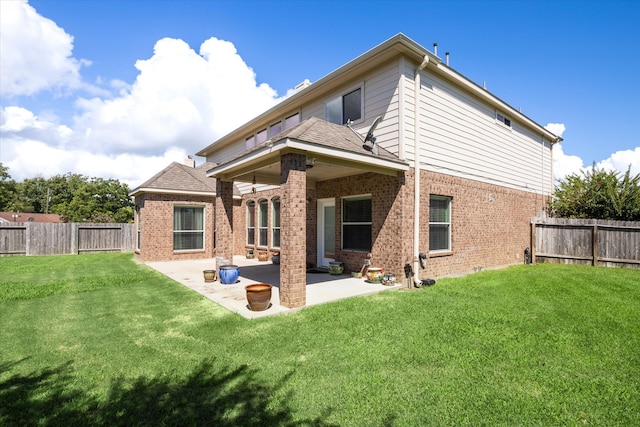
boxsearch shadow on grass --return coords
[0,358,336,426]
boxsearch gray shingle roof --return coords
[218,117,404,168]
[131,161,240,196]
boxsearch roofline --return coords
[197,33,560,157]
[129,188,217,197]
[206,136,409,182]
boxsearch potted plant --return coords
[328,261,344,275]
[219,265,240,284]
[245,283,272,311]
[203,269,217,282]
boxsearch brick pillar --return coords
[280,153,307,308]
[215,180,234,263]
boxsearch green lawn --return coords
[1,253,639,426]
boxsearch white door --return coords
[317,198,335,268]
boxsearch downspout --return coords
[412,55,429,288]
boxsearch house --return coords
[129,157,241,261]
[134,33,561,308]
[0,212,63,223]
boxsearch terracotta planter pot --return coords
[245,283,272,311]
[257,251,269,262]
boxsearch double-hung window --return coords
[429,195,452,252]
[173,206,204,251]
[258,199,268,247]
[246,201,255,245]
[326,87,362,125]
[342,195,371,251]
[272,198,281,248]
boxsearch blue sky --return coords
[1,0,638,187]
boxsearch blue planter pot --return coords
[219,265,240,284]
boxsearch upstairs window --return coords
[326,87,362,125]
[429,195,451,252]
[256,129,267,144]
[269,121,282,137]
[245,135,255,150]
[284,113,300,130]
[342,195,371,251]
[496,112,511,128]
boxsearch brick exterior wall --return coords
[316,172,413,279]
[133,193,215,262]
[215,180,235,262]
[239,187,317,264]
[419,170,544,279]
[134,167,543,285]
[279,153,307,308]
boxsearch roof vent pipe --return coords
[445,52,450,66]
[433,42,438,56]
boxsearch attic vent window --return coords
[496,112,511,128]
[326,87,362,125]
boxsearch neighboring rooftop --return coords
[0,212,63,223]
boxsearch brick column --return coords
[215,180,234,263]
[280,153,307,308]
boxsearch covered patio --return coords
[145,256,404,319]
[207,117,410,309]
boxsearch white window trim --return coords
[246,200,256,246]
[258,199,268,248]
[173,205,205,252]
[341,193,372,252]
[271,198,281,249]
[429,195,452,254]
[496,111,512,129]
[325,82,364,125]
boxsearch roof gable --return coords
[130,161,240,196]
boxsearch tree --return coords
[1,169,134,222]
[549,165,640,220]
[54,177,134,223]
[0,163,17,211]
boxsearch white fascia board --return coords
[131,188,217,197]
[208,138,409,180]
[285,139,410,171]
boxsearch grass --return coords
[1,253,639,426]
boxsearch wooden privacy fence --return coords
[0,222,134,256]
[531,217,640,268]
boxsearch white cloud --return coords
[70,37,283,157]
[0,4,285,188]
[596,147,640,176]
[545,122,565,139]
[0,0,87,97]
[546,123,640,183]
[552,143,585,182]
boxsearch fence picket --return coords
[0,223,134,256]
[531,217,640,268]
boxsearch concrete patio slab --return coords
[144,256,404,319]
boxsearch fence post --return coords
[71,223,79,254]
[25,222,32,255]
[592,224,598,266]
[530,220,537,264]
